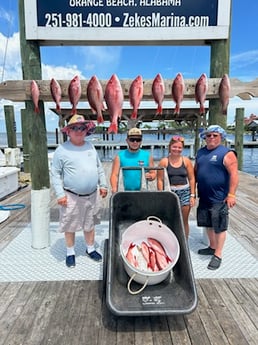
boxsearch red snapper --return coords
[172,73,185,115]
[104,74,124,134]
[195,73,208,115]
[129,75,143,119]
[68,75,81,115]
[87,75,105,123]
[152,73,165,115]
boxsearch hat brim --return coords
[61,121,95,137]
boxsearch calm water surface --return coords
[0,132,258,177]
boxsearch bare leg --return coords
[214,231,226,258]
[83,228,95,247]
[206,227,216,249]
[181,205,191,239]
[65,232,75,247]
[206,228,226,257]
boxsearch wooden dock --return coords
[0,164,257,345]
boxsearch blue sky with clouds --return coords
[0,0,258,132]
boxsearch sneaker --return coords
[66,255,75,267]
[208,255,222,270]
[86,250,102,262]
[198,246,215,255]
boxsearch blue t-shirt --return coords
[196,145,230,205]
[118,149,150,190]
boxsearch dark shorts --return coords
[197,202,229,233]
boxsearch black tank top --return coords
[167,158,188,185]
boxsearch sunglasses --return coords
[128,137,142,143]
[172,135,184,142]
[206,133,220,138]
[69,125,87,132]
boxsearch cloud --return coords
[77,46,122,78]
[0,32,22,81]
[230,50,258,79]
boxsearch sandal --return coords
[208,255,222,270]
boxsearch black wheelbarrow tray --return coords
[105,191,198,317]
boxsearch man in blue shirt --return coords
[194,125,239,270]
[110,128,156,192]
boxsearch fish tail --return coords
[56,104,61,112]
[71,107,77,115]
[108,123,118,134]
[97,114,104,124]
[156,105,163,115]
[131,110,137,120]
[200,104,205,115]
[174,105,180,115]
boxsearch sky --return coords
[0,0,258,132]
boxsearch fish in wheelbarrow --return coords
[87,75,105,124]
[129,75,143,119]
[68,75,81,115]
[195,73,208,115]
[172,72,185,116]
[104,74,124,134]
[219,74,230,115]
[152,73,165,115]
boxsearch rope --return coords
[0,204,26,211]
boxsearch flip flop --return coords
[207,255,222,270]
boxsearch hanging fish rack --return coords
[0,77,257,102]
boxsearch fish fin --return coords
[156,105,162,115]
[71,107,77,115]
[131,111,137,120]
[200,105,205,115]
[108,123,118,134]
[97,114,104,124]
[174,105,180,115]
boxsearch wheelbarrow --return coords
[104,190,198,317]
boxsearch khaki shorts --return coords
[59,190,101,233]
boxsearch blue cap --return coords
[200,125,227,140]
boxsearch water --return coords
[0,132,258,177]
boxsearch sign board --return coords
[24,0,231,45]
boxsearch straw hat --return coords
[61,114,95,136]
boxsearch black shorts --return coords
[197,202,229,233]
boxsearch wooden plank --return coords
[149,315,171,345]
[22,281,65,345]
[0,282,36,345]
[0,283,23,319]
[196,280,230,345]
[78,281,103,345]
[1,78,258,102]
[215,279,258,345]
[134,316,154,345]
[167,315,192,345]
[116,316,135,345]
[3,282,51,345]
[226,279,258,327]
[199,279,249,345]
